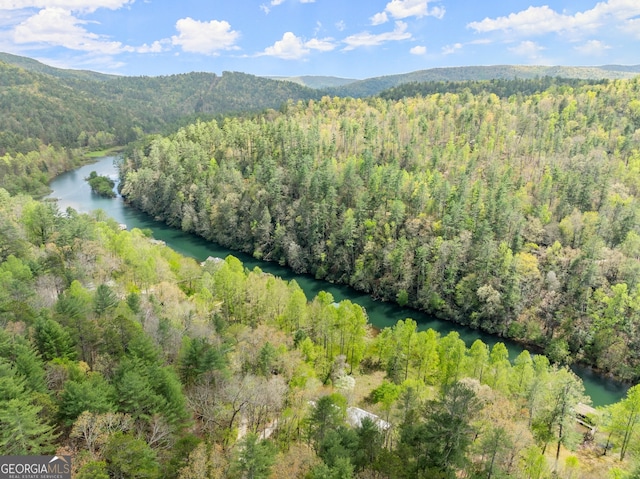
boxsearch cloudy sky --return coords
[0,0,638,78]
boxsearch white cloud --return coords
[468,1,640,37]
[305,37,336,52]
[469,38,491,45]
[136,40,164,53]
[370,12,388,25]
[469,6,575,35]
[410,45,426,55]
[2,0,167,58]
[385,0,428,19]
[342,21,411,51]
[0,0,133,13]
[335,20,346,31]
[429,5,445,20]
[442,42,462,55]
[370,1,444,28]
[263,32,307,59]
[14,7,126,54]
[619,17,640,38]
[0,8,30,27]
[574,39,610,56]
[373,0,444,21]
[509,40,546,62]
[261,0,314,14]
[171,17,240,55]
[260,32,336,60]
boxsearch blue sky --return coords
[0,0,638,78]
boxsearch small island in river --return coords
[85,170,116,198]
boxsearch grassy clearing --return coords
[83,146,125,158]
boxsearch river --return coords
[46,155,629,406]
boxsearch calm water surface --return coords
[46,156,630,406]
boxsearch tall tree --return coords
[229,433,277,479]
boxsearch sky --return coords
[0,0,638,79]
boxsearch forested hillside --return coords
[2,188,640,478]
[4,52,640,477]
[0,56,320,155]
[120,78,640,380]
[378,77,608,101]
[324,64,640,98]
[269,75,358,89]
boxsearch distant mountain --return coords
[0,53,321,153]
[378,76,610,102]
[1,52,639,154]
[599,65,640,73]
[267,75,358,89]
[0,51,115,82]
[324,64,640,98]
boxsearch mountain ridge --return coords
[2,51,637,91]
[0,51,638,154]
[321,64,640,97]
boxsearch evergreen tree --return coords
[34,318,77,361]
[230,433,277,479]
[103,432,160,479]
[0,398,57,455]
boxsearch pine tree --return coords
[34,318,77,361]
[0,398,57,455]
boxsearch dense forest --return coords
[323,64,640,99]
[0,143,82,197]
[0,57,320,155]
[3,50,640,477]
[1,52,638,156]
[1,187,640,478]
[120,78,640,382]
[378,77,609,101]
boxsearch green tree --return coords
[318,426,358,470]
[438,331,467,388]
[531,368,586,471]
[369,381,400,422]
[466,339,489,382]
[229,433,277,479]
[353,416,384,472]
[34,318,77,361]
[22,201,58,246]
[607,383,640,460]
[179,337,227,387]
[4,341,47,393]
[411,329,440,385]
[477,426,513,479]
[399,381,483,477]
[58,373,116,425]
[93,283,118,316]
[76,461,109,479]
[103,432,160,479]
[0,398,57,455]
[115,355,189,429]
[308,393,347,449]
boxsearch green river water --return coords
[46,156,630,406]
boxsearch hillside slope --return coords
[0,55,321,153]
[325,64,640,97]
[119,78,640,380]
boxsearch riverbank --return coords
[29,146,124,200]
[45,155,631,406]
